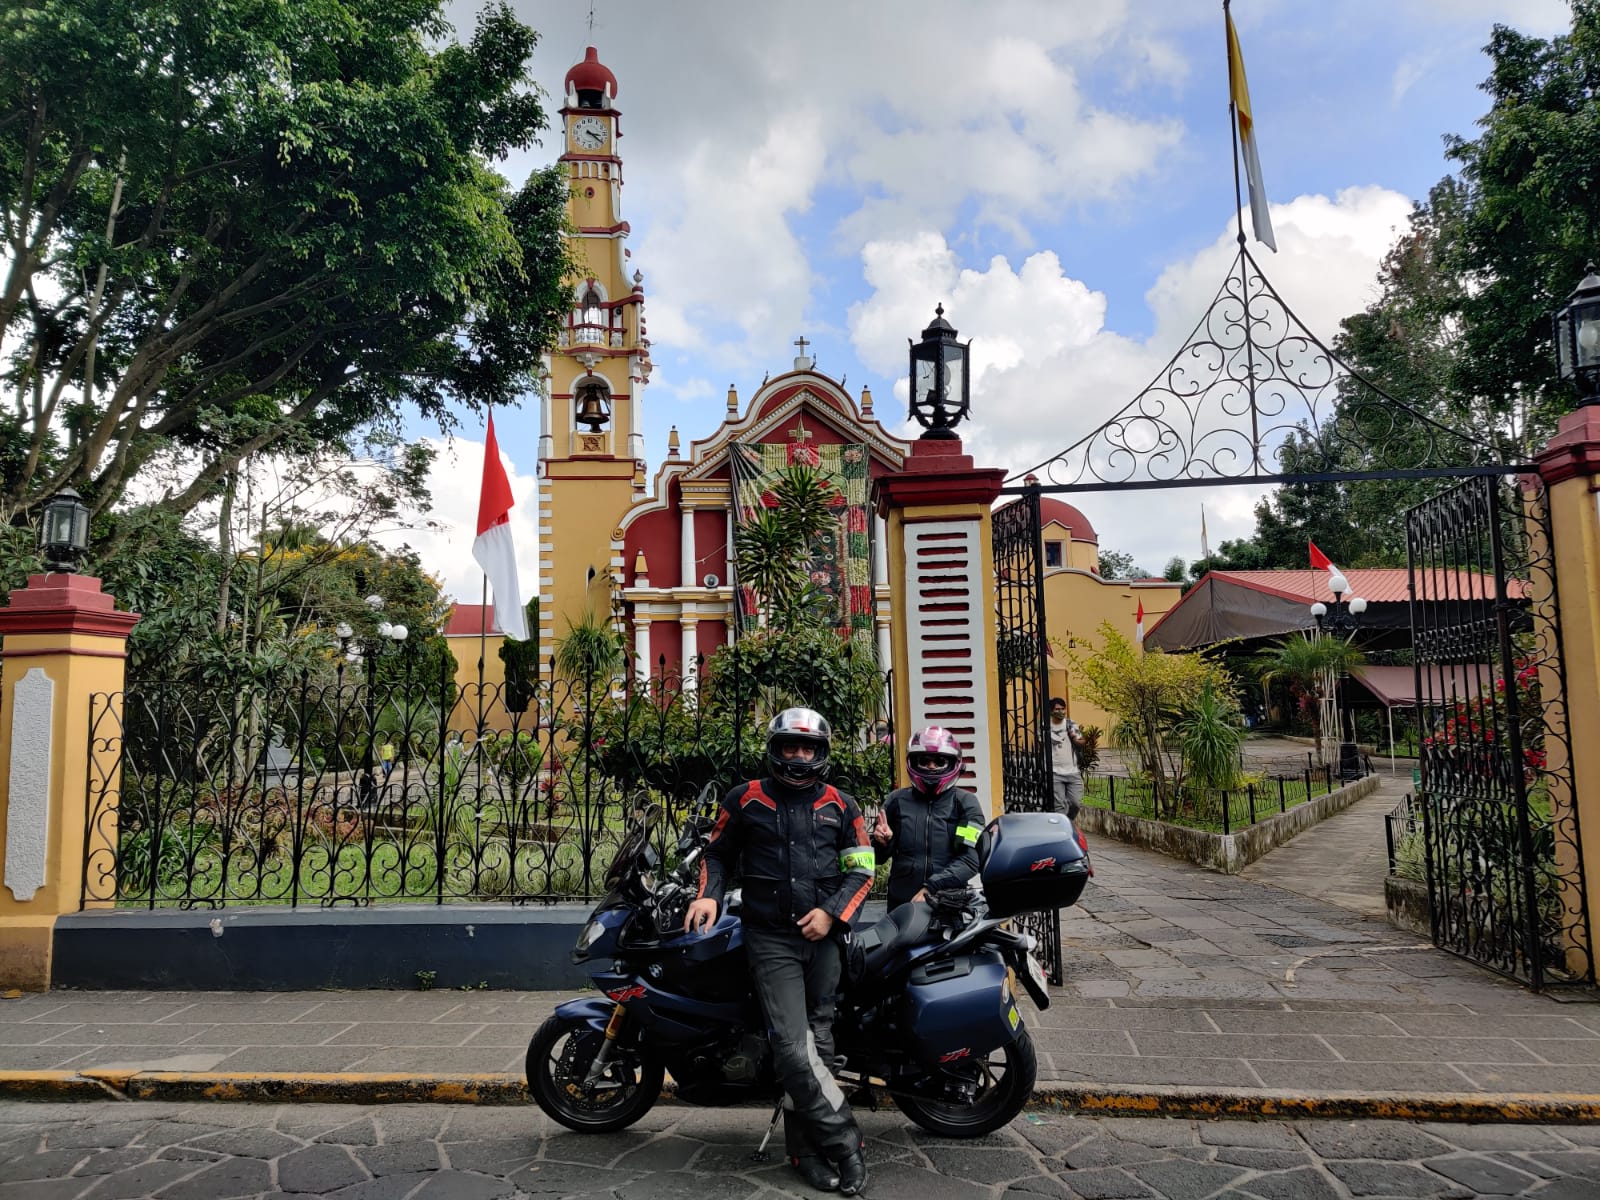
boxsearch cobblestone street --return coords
[4,1100,1600,1199]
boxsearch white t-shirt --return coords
[1050,719,1080,777]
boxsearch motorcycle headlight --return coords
[574,919,607,954]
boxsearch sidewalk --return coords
[3,841,1597,1120]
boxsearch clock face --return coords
[572,116,608,151]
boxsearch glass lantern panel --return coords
[1557,312,1573,377]
[45,505,74,546]
[941,343,965,406]
[913,355,938,407]
[1578,306,1600,368]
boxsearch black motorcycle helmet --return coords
[765,707,832,788]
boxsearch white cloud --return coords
[847,186,1415,567]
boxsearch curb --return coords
[4,1070,1600,1123]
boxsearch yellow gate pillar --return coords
[0,574,139,990]
[873,440,1007,818]
[1535,406,1600,979]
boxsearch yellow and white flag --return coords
[1226,10,1276,252]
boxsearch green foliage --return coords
[498,596,541,713]
[1065,622,1238,817]
[1173,680,1244,793]
[555,611,626,690]
[732,465,838,626]
[1254,633,1366,762]
[1075,725,1102,775]
[1,0,573,520]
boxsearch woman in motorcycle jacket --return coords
[872,726,986,910]
[683,707,873,1197]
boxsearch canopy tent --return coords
[1341,663,1498,772]
[1142,568,1516,654]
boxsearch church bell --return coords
[574,386,610,431]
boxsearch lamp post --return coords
[39,487,91,573]
[1310,572,1367,782]
[907,305,972,439]
[1553,264,1600,405]
[339,604,408,808]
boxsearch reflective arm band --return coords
[955,824,981,847]
[840,847,876,872]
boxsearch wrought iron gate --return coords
[992,488,1061,983]
[1406,475,1593,989]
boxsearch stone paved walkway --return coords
[4,1100,1600,1199]
[2,840,1597,1107]
[1240,766,1413,920]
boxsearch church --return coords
[443,46,1176,725]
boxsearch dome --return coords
[1038,498,1098,544]
[565,47,617,100]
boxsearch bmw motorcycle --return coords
[526,789,1090,1139]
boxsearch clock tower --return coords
[537,46,652,665]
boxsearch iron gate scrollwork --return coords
[1406,475,1593,990]
[992,487,1061,983]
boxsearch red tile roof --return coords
[443,604,498,636]
[1206,568,1526,604]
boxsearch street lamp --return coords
[1310,576,1367,782]
[39,487,91,573]
[1553,264,1600,405]
[907,305,971,439]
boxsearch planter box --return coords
[1075,774,1380,875]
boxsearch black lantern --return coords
[39,487,90,573]
[907,305,971,439]
[1553,264,1600,405]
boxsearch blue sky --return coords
[407,0,1572,598]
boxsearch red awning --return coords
[1348,664,1500,708]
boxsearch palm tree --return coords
[1255,634,1365,766]
[732,465,838,627]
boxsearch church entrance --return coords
[994,245,1591,993]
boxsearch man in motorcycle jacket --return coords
[872,726,986,910]
[683,707,874,1196]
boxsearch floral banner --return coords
[729,440,874,642]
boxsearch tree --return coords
[1096,548,1136,579]
[1066,622,1236,818]
[1,0,572,521]
[1162,557,1186,583]
[732,465,839,628]
[1254,633,1365,766]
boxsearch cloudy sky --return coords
[402,0,1571,599]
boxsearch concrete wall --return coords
[1075,774,1379,875]
[1386,875,1431,938]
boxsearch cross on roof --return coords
[789,420,813,443]
[794,335,810,356]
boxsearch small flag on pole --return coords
[1308,540,1348,595]
[1135,598,1146,645]
[1226,8,1277,252]
[1200,505,1211,559]
[472,412,530,642]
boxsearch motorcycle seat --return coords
[846,900,937,985]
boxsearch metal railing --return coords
[84,656,892,909]
[1081,757,1350,835]
[1385,792,1420,879]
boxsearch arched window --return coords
[575,284,606,345]
[574,373,612,431]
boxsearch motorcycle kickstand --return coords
[749,1098,785,1163]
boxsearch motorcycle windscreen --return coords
[900,950,1022,1068]
[978,811,1089,919]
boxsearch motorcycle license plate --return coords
[1016,951,1050,1008]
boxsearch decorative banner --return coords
[730,440,873,642]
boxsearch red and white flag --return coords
[1135,598,1145,645]
[471,412,529,642]
[1308,540,1347,591]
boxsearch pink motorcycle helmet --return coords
[906,726,964,795]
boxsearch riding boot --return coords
[835,1146,869,1196]
[792,1154,841,1191]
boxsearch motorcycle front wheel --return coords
[526,1014,664,1133]
[895,1028,1037,1138]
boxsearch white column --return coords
[634,617,651,678]
[681,507,696,589]
[680,619,699,691]
[876,618,892,679]
[725,507,736,587]
[872,512,889,586]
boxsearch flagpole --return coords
[1224,0,1246,248]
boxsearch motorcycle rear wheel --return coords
[895,1028,1037,1138]
[526,1014,664,1133]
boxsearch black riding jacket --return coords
[878,785,986,910]
[696,777,875,934]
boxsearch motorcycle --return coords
[526,787,1090,1140]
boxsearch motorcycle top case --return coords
[979,811,1089,918]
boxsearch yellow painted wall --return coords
[1042,571,1183,738]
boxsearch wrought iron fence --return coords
[1386,793,1421,879]
[1081,759,1346,835]
[84,655,893,908]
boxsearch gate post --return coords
[0,574,138,990]
[1535,407,1600,980]
[873,440,1007,817]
